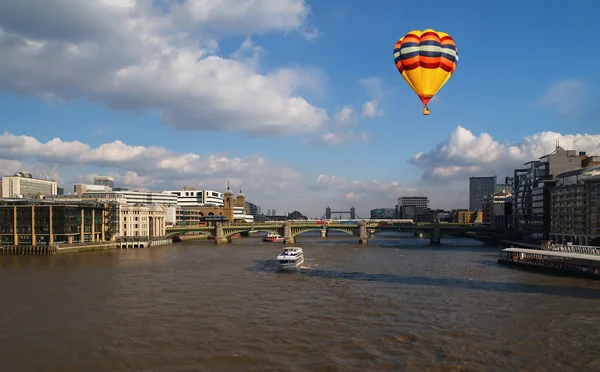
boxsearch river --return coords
[1,232,600,372]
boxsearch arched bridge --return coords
[165,221,504,245]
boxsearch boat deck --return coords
[502,248,600,262]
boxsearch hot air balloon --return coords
[393,29,458,115]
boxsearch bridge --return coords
[321,206,363,220]
[165,221,504,245]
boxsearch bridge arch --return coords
[223,228,282,239]
[321,227,359,237]
[288,227,327,238]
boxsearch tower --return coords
[224,181,234,222]
[236,185,246,213]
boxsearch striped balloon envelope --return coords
[393,29,458,115]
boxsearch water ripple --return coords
[1,237,600,371]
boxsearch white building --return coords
[74,183,112,195]
[81,190,177,225]
[163,188,224,207]
[233,206,254,222]
[120,204,167,237]
[1,171,58,198]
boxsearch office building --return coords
[469,176,497,211]
[370,208,396,219]
[163,187,224,207]
[93,176,114,189]
[550,165,600,246]
[1,171,58,198]
[514,146,588,241]
[397,196,428,220]
[0,199,107,245]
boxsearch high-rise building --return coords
[93,176,114,189]
[370,208,396,219]
[469,176,497,211]
[397,196,429,220]
[1,171,58,198]
[550,165,600,246]
[514,146,587,241]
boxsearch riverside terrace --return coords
[165,221,505,245]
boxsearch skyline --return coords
[1,0,599,217]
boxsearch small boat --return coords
[262,233,284,243]
[276,247,305,270]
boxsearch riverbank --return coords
[1,238,177,255]
[0,242,120,255]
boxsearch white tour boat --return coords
[276,247,305,270]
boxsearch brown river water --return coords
[1,232,600,372]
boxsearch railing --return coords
[166,221,496,228]
[545,244,600,255]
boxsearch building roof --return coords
[556,164,600,179]
[0,198,106,207]
[503,248,600,262]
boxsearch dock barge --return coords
[498,245,600,280]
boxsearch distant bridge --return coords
[165,221,504,245]
[321,206,362,220]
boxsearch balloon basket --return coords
[423,107,430,115]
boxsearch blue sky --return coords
[0,0,599,217]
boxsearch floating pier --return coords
[498,247,600,280]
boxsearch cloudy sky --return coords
[0,0,599,218]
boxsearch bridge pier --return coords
[320,228,327,238]
[358,221,369,245]
[214,223,231,244]
[283,222,295,244]
[429,222,441,246]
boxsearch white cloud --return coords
[0,159,24,177]
[304,131,369,147]
[410,126,600,181]
[334,105,357,126]
[0,132,303,189]
[361,100,384,118]
[314,174,416,217]
[168,0,315,36]
[303,77,387,146]
[0,132,424,217]
[0,0,328,137]
[360,77,385,117]
[534,79,589,117]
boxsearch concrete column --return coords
[91,209,96,242]
[13,206,18,245]
[80,209,84,243]
[214,222,229,244]
[49,206,54,245]
[429,223,441,246]
[283,221,295,244]
[101,209,105,241]
[358,220,368,245]
[31,206,36,246]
